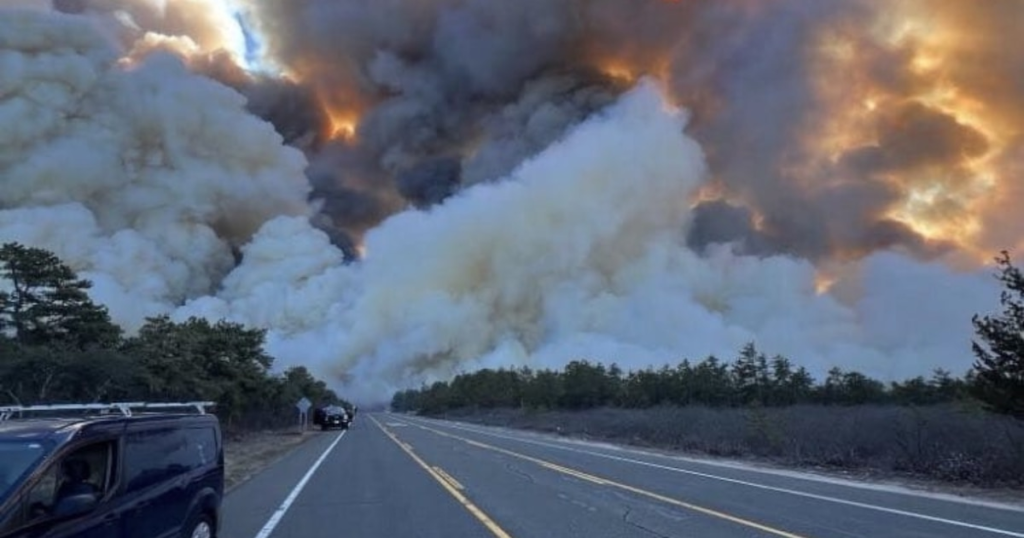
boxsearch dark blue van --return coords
[0,402,224,538]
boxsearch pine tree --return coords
[971,251,1024,419]
[0,243,121,350]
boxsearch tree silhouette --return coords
[971,251,1024,419]
[0,242,120,349]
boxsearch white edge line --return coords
[405,417,1024,538]
[253,430,347,538]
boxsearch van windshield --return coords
[0,441,49,502]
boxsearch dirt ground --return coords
[223,428,321,491]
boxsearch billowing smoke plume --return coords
[175,81,998,401]
[0,0,1020,403]
[30,0,1021,260]
[231,0,1024,263]
[0,6,312,329]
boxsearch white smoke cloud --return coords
[172,215,354,332]
[0,8,1003,405]
[0,9,312,330]
[183,80,997,402]
[3,0,250,64]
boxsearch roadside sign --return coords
[296,397,312,432]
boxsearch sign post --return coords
[296,397,312,433]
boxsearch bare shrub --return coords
[441,404,1024,487]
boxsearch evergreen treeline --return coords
[0,242,348,432]
[390,350,972,414]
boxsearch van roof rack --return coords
[0,401,216,421]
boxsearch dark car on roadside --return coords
[312,406,350,431]
[0,402,224,538]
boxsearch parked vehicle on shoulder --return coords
[312,406,350,431]
[0,401,224,538]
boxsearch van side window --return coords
[191,427,218,466]
[18,441,114,526]
[124,427,213,493]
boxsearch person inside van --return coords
[55,459,98,502]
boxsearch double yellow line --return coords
[389,417,810,538]
[371,416,512,538]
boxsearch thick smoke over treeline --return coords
[232,0,1024,262]
[0,0,1021,402]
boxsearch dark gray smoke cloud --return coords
[240,77,327,151]
[304,143,405,248]
[687,200,774,256]
[224,0,1019,261]
[235,0,629,243]
[462,74,622,186]
[396,157,461,209]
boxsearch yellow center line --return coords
[541,462,606,485]
[394,417,810,538]
[433,466,466,490]
[369,415,513,538]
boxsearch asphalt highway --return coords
[221,413,1024,538]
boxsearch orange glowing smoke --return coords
[584,0,1019,266]
[690,183,728,206]
[814,273,836,295]
[313,85,361,142]
[799,0,1019,264]
[326,108,358,141]
[620,0,1019,266]
[598,60,638,84]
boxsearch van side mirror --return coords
[52,494,98,519]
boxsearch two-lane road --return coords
[221,413,1024,538]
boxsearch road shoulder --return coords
[221,429,341,538]
[224,429,324,492]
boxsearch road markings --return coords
[398,419,808,538]
[253,430,347,538]
[415,418,1024,538]
[541,462,606,486]
[433,466,466,490]
[370,416,513,538]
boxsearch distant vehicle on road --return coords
[0,401,224,538]
[312,406,350,431]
